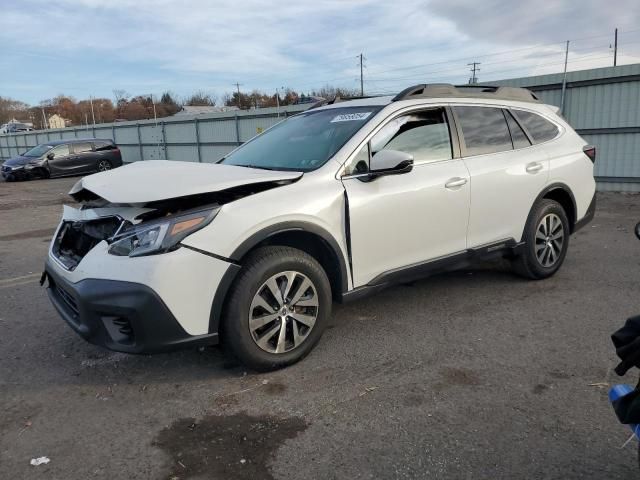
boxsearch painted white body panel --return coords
[463,145,549,247]
[544,129,596,221]
[182,170,351,286]
[69,160,302,204]
[51,93,596,341]
[48,237,228,335]
[342,159,470,286]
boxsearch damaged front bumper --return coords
[44,262,219,353]
[44,228,238,353]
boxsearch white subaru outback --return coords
[43,84,596,370]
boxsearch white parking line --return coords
[0,273,42,289]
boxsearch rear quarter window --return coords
[512,110,559,144]
[94,141,116,151]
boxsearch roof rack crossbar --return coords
[392,83,539,103]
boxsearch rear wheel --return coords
[221,246,331,371]
[513,199,570,279]
[97,159,112,172]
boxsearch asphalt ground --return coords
[1,175,640,479]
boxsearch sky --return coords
[1,0,640,105]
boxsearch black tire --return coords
[513,199,570,280]
[221,246,332,371]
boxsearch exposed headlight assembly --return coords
[108,207,219,257]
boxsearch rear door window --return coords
[504,110,531,149]
[454,106,513,156]
[94,141,115,151]
[73,142,93,154]
[512,110,559,143]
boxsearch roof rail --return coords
[392,83,539,103]
[308,95,379,110]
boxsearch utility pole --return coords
[275,86,284,118]
[151,94,157,124]
[613,27,618,66]
[560,40,570,114]
[90,96,96,125]
[359,53,364,96]
[234,82,243,108]
[467,62,480,84]
[41,108,48,130]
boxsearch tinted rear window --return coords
[454,106,513,156]
[512,110,559,143]
[73,142,93,154]
[504,110,531,149]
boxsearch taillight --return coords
[583,145,596,163]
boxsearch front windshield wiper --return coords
[239,164,280,171]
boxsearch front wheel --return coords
[221,246,331,371]
[513,199,570,280]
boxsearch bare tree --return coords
[184,91,216,106]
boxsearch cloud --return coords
[1,0,639,103]
[426,0,640,45]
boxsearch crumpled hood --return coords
[3,155,30,167]
[69,160,303,204]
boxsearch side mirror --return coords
[46,152,54,160]
[635,222,640,240]
[369,149,413,178]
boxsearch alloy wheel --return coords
[98,160,111,171]
[249,270,319,354]
[535,213,564,267]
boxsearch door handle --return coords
[445,177,467,189]
[526,162,543,174]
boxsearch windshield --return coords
[220,106,381,171]
[23,144,53,157]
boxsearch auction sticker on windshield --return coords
[330,112,372,123]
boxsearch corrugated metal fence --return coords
[494,64,640,192]
[0,104,309,164]
[2,65,639,191]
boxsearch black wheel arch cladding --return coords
[209,221,349,335]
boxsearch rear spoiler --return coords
[546,105,561,115]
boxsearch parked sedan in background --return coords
[1,138,122,181]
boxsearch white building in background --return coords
[48,114,71,129]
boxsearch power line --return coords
[364,51,621,92]
[365,28,640,77]
[365,47,633,85]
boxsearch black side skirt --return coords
[340,239,524,303]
